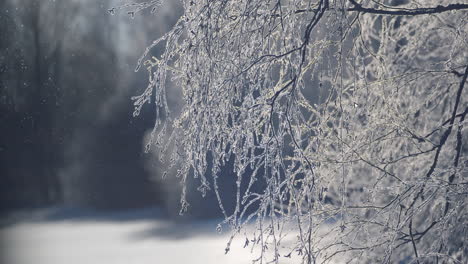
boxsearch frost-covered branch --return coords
[125,0,468,263]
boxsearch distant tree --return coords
[0,0,67,207]
[130,0,468,263]
[0,0,162,210]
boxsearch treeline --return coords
[0,0,168,211]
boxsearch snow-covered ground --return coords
[0,208,256,264]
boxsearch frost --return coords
[108,0,163,18]
[130,0,468,263]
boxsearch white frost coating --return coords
[130,0,468,263]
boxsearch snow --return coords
[0,208,255,264]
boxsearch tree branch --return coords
[425,65,468,178]
[409,219,420,264]
[348,0,468,16]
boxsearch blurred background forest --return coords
[0,0,186,213]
